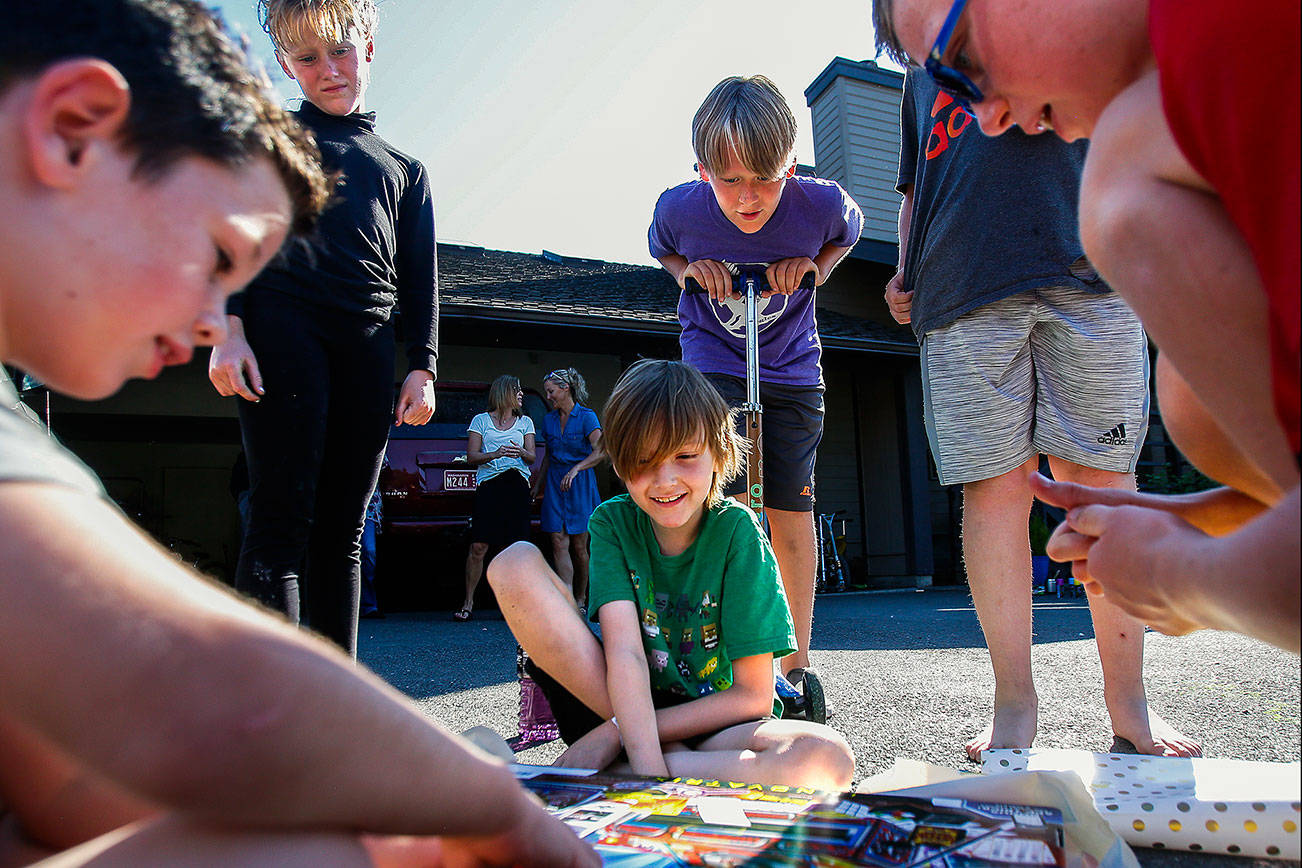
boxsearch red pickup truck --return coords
[377,380,549,609]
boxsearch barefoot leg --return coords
[961,460,1041,761]
[1047,457,1202,758]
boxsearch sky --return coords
[210,0,898,267]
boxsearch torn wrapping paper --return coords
[859,758,1138,868]
[983,748,1301,859]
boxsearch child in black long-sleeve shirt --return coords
[209,0,438,657]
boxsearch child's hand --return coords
[883,270,912,324]
[555,719,623,771]
[394,370,436,426]
[683,259,736,304]
[208,327,264,402]
[765,257,818,297]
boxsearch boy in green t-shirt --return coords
[489,360,853,789]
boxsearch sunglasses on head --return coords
[924,0,984,105]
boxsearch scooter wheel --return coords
[800,669,826,725]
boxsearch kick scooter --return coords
[685,262,826,724]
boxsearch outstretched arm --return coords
[1030,472,1267,537]
[1038,477,1299,652]
[0,482,596,865]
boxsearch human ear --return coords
[276,51,297,80]
[364,37,375,63]
[23,59,130,189]
[698,165,711,183]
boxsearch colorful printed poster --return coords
[514,765,1067,866]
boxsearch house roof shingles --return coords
[437,243,915,355]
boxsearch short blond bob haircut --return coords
[487,374,522,417]
[259,0,377,53]
[602,360,744,508]
[692,74,797,180]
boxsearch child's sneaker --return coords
[777,668,827,725]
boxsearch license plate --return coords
[443,470,478,492]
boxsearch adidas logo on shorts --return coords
[1097,423,1128,446]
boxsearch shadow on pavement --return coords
[811,587,1099,651]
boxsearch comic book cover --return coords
[513,765,1066,867]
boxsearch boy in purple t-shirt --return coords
[647,74,862,700]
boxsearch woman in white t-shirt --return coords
[456,374,536,621]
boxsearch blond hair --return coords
[602,360,744,508]
[487,374,522,417]
[544,367,589,406]
[259,0,377,53]
[692,75,797,180]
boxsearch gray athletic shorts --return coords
[920,286,1149,486]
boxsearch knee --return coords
[962,461,1036,508]
[784,728,855,791]
[766,511,815,556]
[467,541,489,560]
[486,541,543,592]
[550,533,570,553]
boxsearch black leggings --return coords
[234,291,394,657]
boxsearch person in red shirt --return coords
[871,0,1299,653]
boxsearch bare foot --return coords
[1109,704,1202,757]
[966,699,1038,762]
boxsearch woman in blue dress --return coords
[533,367,604,608]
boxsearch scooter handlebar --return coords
[682,267,816,295]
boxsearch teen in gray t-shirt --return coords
[885,69,1200,763]
[896,71,1105,340]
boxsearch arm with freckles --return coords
[643,653,777,741]
[1042,480,1299,653]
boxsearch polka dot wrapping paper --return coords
[984,749,1300,859]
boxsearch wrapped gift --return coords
[984,748,1300,859]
